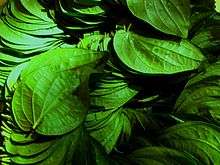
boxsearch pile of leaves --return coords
[0,0,220,164]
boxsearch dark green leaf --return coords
[159,121,220,164]
[129,146,199,165]
[191,25,220,52]
[86,108,147,153]
[127,0,191,37]
[175,60,220,124]
[90,73,137,111]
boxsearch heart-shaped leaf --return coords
[114,30,205,74]
[12,48,105,135]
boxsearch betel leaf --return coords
[1,1,220,164]
[86,108,147,153]
[12,48,106,135]
[6,63,28,91]
[1,2,62,36]
[5,136,55,157]
[126,0,191,38]
[6,128,112,165]
[20,0,53,22]
[86,109,128,153]
[0,48,28,87]
[113,30,205,74]
[78,32,111,51]
[191,25,220,52]
[54,0,106,32]
[66,128,113,165]
[128,146,199,165]
[216,0,220,13]
[175,60,220,124]
[0,19,62,54]
[90,73,138,111]
[158,121,220,164]
[4,130,59,164]
[10,132,35,144]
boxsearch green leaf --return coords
[40,128,111,165]
[73,6,104,15]
[90,73,138,110]
[78,32,111,51]
[5,127,112,165]
[66,128,112,165]
[86,108,145,153]
[0,19,61,54]
[86,109,129,153]
[6,63,29,91]
[4,130,60,164]
[1,1,219,164]
[113,30,205,74]
[54,0,105,32]
[191,25,220,52]
[0,0,69,54]
[12,48,105,135]
[175,60,220,124]
[126,0,191,37]
[0,48,30,87]
[10,132,35,144]
[5,137,55,157]
[20,0,53,22]
[158,121,220,164]
[216,0,220,13]
[129,146,199,165]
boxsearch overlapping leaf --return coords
[77,32,111,51]
[54,0,106,32]
[175,60,220,124]
[0,48,30,87]
[0,0,73,87]
[158,121,220,164]
[191,13,220,53]
[128,146,199,165]
[1,0,220,165]
[86,108,147,153]
[90,72,138,111]
[127,0,191,38]
[4,127,112,165]
[0,0,68,54]
[114,30,205,74]
[12,48,105,135]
